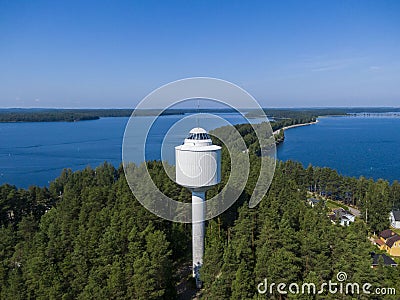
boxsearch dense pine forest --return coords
[1,123,400,299]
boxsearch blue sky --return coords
[0,0,399,108]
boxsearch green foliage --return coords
[0,163,178,299]
[201,159,399,299]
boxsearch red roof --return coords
[379,229,395,239]
[386,235,400,248]
[375,239,385,246]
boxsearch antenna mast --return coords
[196,98,200,128]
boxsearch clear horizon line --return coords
[1,106,400,110]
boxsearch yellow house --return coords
[386,235,400,257]
[377,230,400,257]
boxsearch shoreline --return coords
[273,119,319,136]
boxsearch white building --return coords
[307,198,320,207]
[390,211,400,229]
[332,208,355,226]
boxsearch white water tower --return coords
[175,127,221,288]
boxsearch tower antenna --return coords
[196,98,200,128]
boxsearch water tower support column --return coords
[192,190,205,286]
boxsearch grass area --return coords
[392,256,400,264]
[326,199,349,211]
[307,191,350,211]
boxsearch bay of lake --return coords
[0,114,399,187]
[277,115,400,183]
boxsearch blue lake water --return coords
[278,116,400,183]
[0,115,399,187]
[0,113,258,187]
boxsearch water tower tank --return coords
[175,127,221,190]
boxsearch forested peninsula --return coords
[1,122,400,299]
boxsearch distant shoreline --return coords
[1,107,399,123]
[0,108,237,123]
